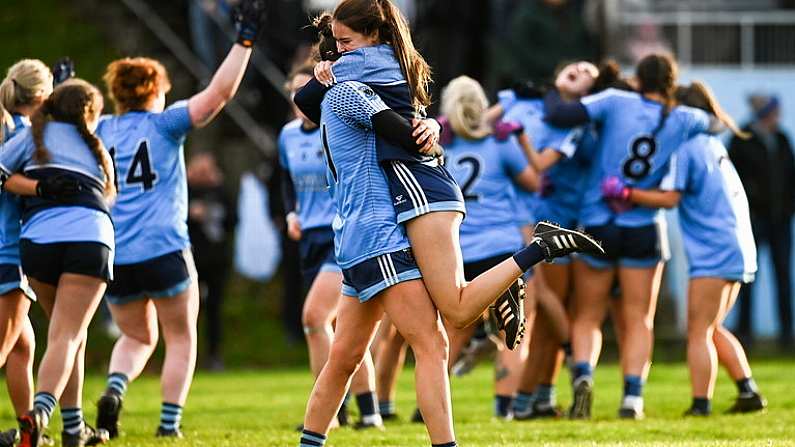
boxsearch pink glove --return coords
[436,116,454,147]
[494,120,524,141]
[601,176,631,201]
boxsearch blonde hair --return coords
[0,59,53,141]
[103,57,171,114]
[31,79,116,200]
[440,76,491,140]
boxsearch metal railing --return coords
[118,0,276,155]
[614,9,795,67]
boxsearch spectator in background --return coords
[187,152,238,370]
[728,94,795,348]
[489,0,600,88]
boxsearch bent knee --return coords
[125,325,159,347]
[327,344,367,376]
[302,308,332,331]
[407,326,449,362]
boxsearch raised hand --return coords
[233,0,267,48]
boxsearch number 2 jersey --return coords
[444,134,529,263]
[662,134,757,282]
[579,88,710,227]
[96,101,193,265]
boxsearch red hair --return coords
[103,57,171,114]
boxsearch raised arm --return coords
[187,0,266,128]
[543,89,590,128]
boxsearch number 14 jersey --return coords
[96,101,193,264]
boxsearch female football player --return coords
[544,53,714,419]
[603,81,767,416]
[297,0,603,353]
[0,59,50,447]
[93,0,266,438]
[1,78,115,447]
[440,75,540,418]
[281,62,381,429]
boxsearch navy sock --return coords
[356,392,377,417]
[561,341,573,358]
[61,407,84,435]
[512,243,545,272]
[159,402,183,431]
[623,375,643,397]
[692,397,711,413]
[106,372,129,397]
[379,400,395,416]
[736,377,758,395]
[535,384,556,405]
[573,362,592,381]
[494,395,513,418]
[299,429,326,447]
[511,391,535,414]
[431,443,457,447]
[33,392,57,420]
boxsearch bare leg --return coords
[107,299,159,382]
[5,317,34,416]
[302,272,343,378]
[153,283,200,406]
[571,261,614,369]
[714,282,753,381]
[686,277,727,399]
[617,263,664,379]
[407,213,525,328]
[373,320,406,410]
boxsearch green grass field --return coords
[2,360,793,446]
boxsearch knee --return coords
[302,307,331,333]
[128,325,159,348]
[11,328,34,360]
[445,309,472,330]
[407,325,449,364]
[327,343,367,377]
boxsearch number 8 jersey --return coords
[96,101,193,265]
[579,89,710,227]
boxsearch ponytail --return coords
[377,0,432,111]
[677,80,751,139]
[33,79,116,200]
[440,76,490,140]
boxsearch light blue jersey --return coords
[445,134,528,263]
[0,114,29,264]
[579,88,710,227]
[499,90,587,226]
[662,134,756,282]
[278,119,335,231]
[96,101,193,264]
[0,122,114,249]
[320,81,410,269]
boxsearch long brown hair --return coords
[103,57,171,114]
[676,81,750,139]
[31,79,116,199]
[323,0,432,111]
[0,59,52,141]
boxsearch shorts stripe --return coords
[392,161,430,216]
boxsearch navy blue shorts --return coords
[0,264,35,301]
[20,239,113,285]
[383,160,466,224]
[580,222,670,269]
[299,226,341,286]
[341,247,422,303]
[106,248,196,305]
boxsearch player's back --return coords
[96,101,192,264]
[0,114,29,264]
[278,119,335,230]
[579,88,710,227]
[444,134,526,262]
[320,81,410,268]
[675,134,756,280]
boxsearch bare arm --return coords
[484,104,504,126]
[516,132,563,173]
[629,188,681,209]
[514,166,539,193]
[4,174,38,196]
[188,44,252,128]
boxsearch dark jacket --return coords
[728,124,795,221]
